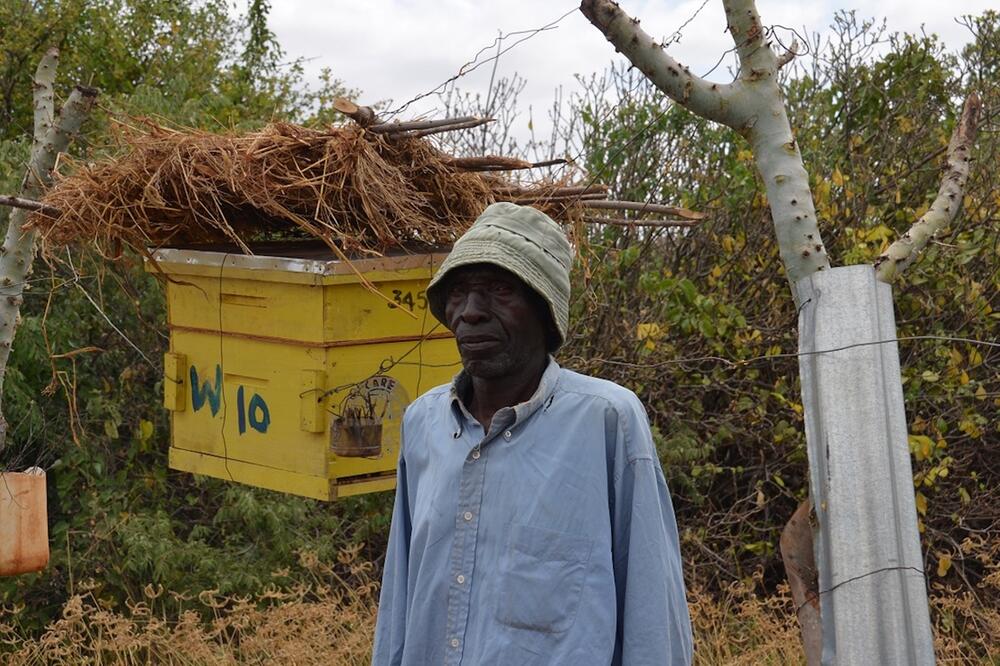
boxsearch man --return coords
[373,202,693,665]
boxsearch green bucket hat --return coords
[426,202,572,349]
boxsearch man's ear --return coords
[525,287,560,352]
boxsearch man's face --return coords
[443,264,549,380]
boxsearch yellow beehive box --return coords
[148,244,458,500]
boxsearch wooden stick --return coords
[445,156,568,171]
[445,155,532,170]
[582,199,706,220]
[512,192,607,204]
[405,118,494,138]
[369,116,479,133]
[0,195,61,217]
[582,216,700,228]
[332,98,378,127]
[496,184,609,197]
[527,159,568,169]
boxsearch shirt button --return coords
[463,511,473,521]
[503,430,512,440]
[450,638,460,648]
[456,574,466,584]
[471,449,481,460]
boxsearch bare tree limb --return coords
[369,116,479,133]
[777,40,800,69]
[512,192,607,204]
[580,0,742,127]
[333,100,497,138]
[875,93,982,283]
[32,48,57,149]
[404,118,495,139]
[443,156,567,171]
[497,184,609,197]
[582,216,700,228]
[0,66,98,450]
[332,98,378,126]
[0,195,61,217]
[522,158,567,169]
[582,199,706,220]
[581,0,832,286]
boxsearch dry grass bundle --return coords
[3,568,996,664]
[31,119,578,259]
[0,545,380,665]
[687,580,804,665]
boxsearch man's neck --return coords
[467,354,548,430]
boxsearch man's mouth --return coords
[457,335,501,354]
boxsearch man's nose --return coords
[457,290,490,323]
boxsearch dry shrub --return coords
[688,575,1000,665]
[0,545,378,665]
[3,564,997,664]
[689,576,804,665]
[931,536,1000,663]
[31,120,578,260]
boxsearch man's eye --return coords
[490,282,513,295]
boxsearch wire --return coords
[217,253,234,482]
[64,249,154,367]
[797,566,927,613]
[386,6,579,118]
[664,0,712,47]
[580,334,1000,372]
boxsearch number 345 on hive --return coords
[387,289,427,311]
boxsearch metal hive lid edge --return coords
[147,247,451,276]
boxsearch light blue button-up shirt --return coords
[373,359,693,665]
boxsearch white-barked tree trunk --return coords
[581,1,979,664]
[0,49,97,451]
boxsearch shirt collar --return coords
[449,356,561,434]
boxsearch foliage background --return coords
[0,1,997,661]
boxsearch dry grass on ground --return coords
[0,546,379,666]
[1,549,996,664]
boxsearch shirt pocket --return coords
[496,523,594,634]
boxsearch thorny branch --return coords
[875,93,982,283]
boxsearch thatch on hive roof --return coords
[28,100,704,261]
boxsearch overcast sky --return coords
[267,0,994,135]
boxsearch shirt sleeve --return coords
[372,442,412,666]
[611,403,694,665]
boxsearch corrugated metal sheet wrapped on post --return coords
[795,265,934,665]
[148,245,459,501]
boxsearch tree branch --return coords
[579,0,743,127]
[724,0,772,77]
[512,192,607,204]
[442,156,566,171]
[497,184,608,197]
[0,80,98,450]
[580,0,831,286]
[582,216,700,228]
[332,98,378,126]
[0,195,61,217]
[369,116,479,133]
[875,93,982,283]
[32,48,58,151]
[404,117,494,139]
[582,199,706,220]
[777,40,800,69]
